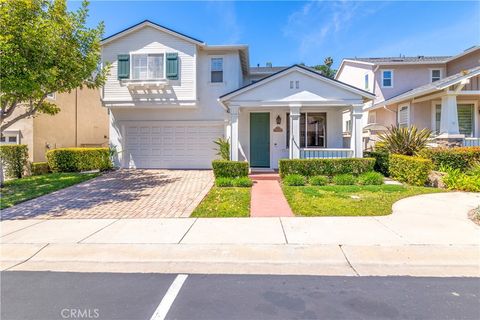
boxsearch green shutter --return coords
[117,54,130,80]
[458,104,474,136]
[166,52,178,80]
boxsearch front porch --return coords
[219,65,374,168]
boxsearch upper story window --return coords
[364,74,369,90]
[132,54,164,80]
[381,70,393,88]
[431,69,441,82]
[211,57,223,83]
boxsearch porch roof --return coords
[368,66,480,111]
[219,64,374,110]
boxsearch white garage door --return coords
[124,122,224,169]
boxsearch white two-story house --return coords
[336,46,480,147]
[101,20,374,169]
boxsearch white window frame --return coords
[368,111,377,124]
[430,69,442,83]
[0,131,20,145]
[46,92,56,100]
[431,100,442,134]
[129,52,166,80]
[431,100,478,137]
[210,56,224,84]
[397,103,410,127]
[364,73,369,90]
[381,69,394,88]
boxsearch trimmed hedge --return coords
[0,144,29,178]
[419,147,480,172]
[31,162,50,175]
[212,160,249,178]
[364,151,390,176]
[389,154,433,186]
[46,148,112,172]
[279,158,375,178]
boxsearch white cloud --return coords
[206,1,242,43]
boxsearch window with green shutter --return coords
[117,54,130,79]
[166,53,178,80]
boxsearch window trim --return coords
[46,93,56,100]
[368,111,377,124]
[397,103,410,127]
[129,52,167,80]
[210,56,224,84]
[0,131,20,145]
[431,100,478,137]
[286,112,327,149]
[364,73,369,90]
[430,68,442,83]
[381,69,394,88]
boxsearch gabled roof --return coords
[101,20,205,46]
[249,66,288,75]
[219,64,375,102]
[369,66,480,110]
[347,56,451,64]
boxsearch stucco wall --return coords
[447,50,480,76]
[336,62,373,93]
[2,108,34,161]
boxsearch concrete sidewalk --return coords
[1,192,479,276]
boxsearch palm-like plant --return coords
[213,137,230,160]
[378,125,431,156]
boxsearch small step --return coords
[250,168,275,173]
[249,173,280,181]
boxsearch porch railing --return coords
[300,148,354,159]
[464,138,480,147]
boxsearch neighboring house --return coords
[1,89,109,162]
[101,20,374,169]
[336,46,480,148]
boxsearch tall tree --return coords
[313,57,337,79]
[0,0,109,132]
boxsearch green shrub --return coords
[364,151,390,176]
[309,175,329,186]
[332,174,357,185]
[279,158,375,178]
[283,174,306,186]
[31,162,50,175]
[442,167,480,192]
[46,148,112,172]
[212,160,249,178]
[358,171,384,185]
[419,147,480,172]
[389,154,433,186]
[215,177,234,187]
[232,177,253,187]
[213,137,230,161]
[0,145,29,178]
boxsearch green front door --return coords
[250,113,270,167]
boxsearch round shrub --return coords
[283,174,306,186]
[309,175,329,186]
[215,177,234,187]
[232,177,253,187]
[358,171,384,185]
[0,145,29,178]
[46,148,112,172]
[332,174,357,185]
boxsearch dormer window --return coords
[431,69,441,82]
[132,53,164,80]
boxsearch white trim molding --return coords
[380,69,394,88]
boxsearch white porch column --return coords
[289,104,301,159]
[440,94,460,135]
[229,105,240,161]
[350,104,364,158]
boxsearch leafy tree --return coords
[0,0,109,132]
[313,57,337,79]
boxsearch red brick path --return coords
[249,173,294,217]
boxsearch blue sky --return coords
[68,1,480,69]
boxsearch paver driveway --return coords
[1,170,213,219]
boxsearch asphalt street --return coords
[1,271,479,320]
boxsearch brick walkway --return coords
[249,173,294,217]
[1,170,214,220]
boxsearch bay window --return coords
[287,112,327,148]
[132,53,164,80]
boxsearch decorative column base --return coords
[436,133,465,148]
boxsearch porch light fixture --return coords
[276,115,281,125]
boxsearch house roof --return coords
[368,66,480,110]
[347,56,451,64]
[101,20,205,45]
[219,64,375,103]
[249,66,288,75]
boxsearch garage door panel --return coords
[124,122,223,169]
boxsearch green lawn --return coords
[1,172,100,209]
[282,184,444,216]
[192,187,251,217]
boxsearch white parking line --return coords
[149,274,188,320]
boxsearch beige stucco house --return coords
[1,88,109,162]
[336,46,480,148]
